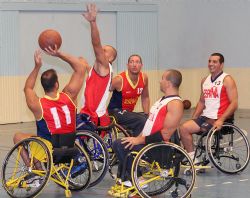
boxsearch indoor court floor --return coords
[0,109,250,198]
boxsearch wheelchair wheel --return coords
[102,126,118,164]
[2,138,52,198]
[57,142,92,191]
[206,123,250,174]
[75,130,109,187]
[131,142,195,198]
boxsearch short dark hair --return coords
[211,53,224,64]
[166,69,182,88]
[128,54,143,64]
[41,69,58,92]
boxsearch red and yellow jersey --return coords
[108,71,145,112]
[142,95,181,136]
[38,92,76,135]
[202,72,230,119]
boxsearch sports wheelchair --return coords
[186,122,250,174]
[75,130,109,187]
[2,133,92,198]
[75,115,130,187]
[109,132,196,198]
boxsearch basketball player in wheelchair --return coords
[109,70,196,198]
[180,53,250,174]
[2,46,92,197]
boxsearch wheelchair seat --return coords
[51,133,80,164]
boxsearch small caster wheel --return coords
[236,163,241,169]
[185,183,191,190]
[171,190,178,198]
[184,169,192,176]
[65,190,72,197]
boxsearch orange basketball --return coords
[183,100,191,110]
[38,29,62,51]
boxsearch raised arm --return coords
[45,46,87,103]
[82,3,109,75]
[141,73,150,114]
[24,50,42,120]
[192,78,206,119]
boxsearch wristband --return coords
[145,131,164,144]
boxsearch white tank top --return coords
[142,95,181,136]
[202,72,230,119]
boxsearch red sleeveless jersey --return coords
[39,92,76,135]
[120,71,145,111]
[80,64,112,122]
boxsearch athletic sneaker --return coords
[123,178,148,189]
[24,174,43,188]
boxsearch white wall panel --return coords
[117,11,158,71]
[0,11,19,75]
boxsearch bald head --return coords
[103,45,117,63]
[165,69,182,88]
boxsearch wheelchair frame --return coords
[75,116,130,186]
[109,142,196,198]
[2,137,92,198]
[191,122,250,174]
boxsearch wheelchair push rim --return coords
[131,142,195,198]
[2,137,52,198]
[206,123,250,174]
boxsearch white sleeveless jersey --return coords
[202,72,230,119]
[142,96,182,136]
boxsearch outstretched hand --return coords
[34,49,42,68]
[82,3,97,22]
[44,45,60,57]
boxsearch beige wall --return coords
[0,68,249,124]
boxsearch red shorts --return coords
[91,112,111,138]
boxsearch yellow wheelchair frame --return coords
[108,142,196,198]
[2,137,92,198]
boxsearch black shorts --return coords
[193,116,214,134]
[108,109,147,137]
[193,116,213,127]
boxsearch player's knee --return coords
[13,132,23,144]
[179,122,189,135]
